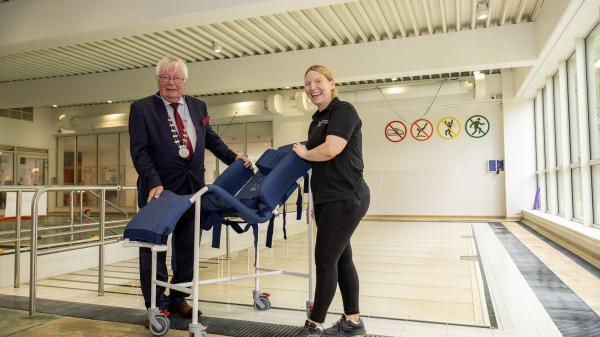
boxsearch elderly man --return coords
[129,56,251,320]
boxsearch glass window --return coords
[17,156,45,186]
[535,96,547,210]
[586,23,600,159]
[586,23,600,225]
[217,123,245,171]
[554,74,565,215]
[98,134,119,204]
[119,133,137,208]
[567,54,581,163]
[593,165,600,225]
[57,137,75,207]
[573,168,584,220]
[77,135,97,207]
[0,152,14,185]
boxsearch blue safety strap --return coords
[266,215,275,248]
[296,183,302,221]
[282,203,287,240]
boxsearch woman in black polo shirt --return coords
[293,65,370,337]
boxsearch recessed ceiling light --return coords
[477,0,489,20]
[52,104,58,108]
[238,90,245,93]
[213,41,222,53]
[284,86,290,89]
[107,100,113,104]
[391,77,398,81]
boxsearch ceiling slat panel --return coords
[168,29,216,60]
[404,0,421,36]
[337,4,370,42]
[423,0,434,34]
[440,0,448,33]
[280,12,321,48]
[240,18,287,52]
[160,30,212,61]
[203,24,256,56]
[500,0,510,25]
[322,6,356,44]
[225,20,275,54]
[0,0,543,83]
[84,42,141,68]
[186,26,236,58]
[269,14,309,50]
[56,46,118,71]
[289,11,332,48]
[531,0,543,21]
[352,1,381,41]
[116,37,166,62]
[370,0,394,39]
[180,27,229,59]
[96,40,154,66]
[516,0,527,24]
[309,8,344,45]
[384,0,407,37]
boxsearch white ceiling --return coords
[0,0,544,84]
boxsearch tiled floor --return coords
[1,220,599,337]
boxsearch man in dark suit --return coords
[129,56,251,319]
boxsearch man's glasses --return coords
[158,75,186,84]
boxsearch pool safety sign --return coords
[384,121,407,142]
[410,119,433,141]
[466,115,490,138]
[437,116,461,140]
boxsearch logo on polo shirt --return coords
[317,119,329,127]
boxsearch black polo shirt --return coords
[306,97,369,204]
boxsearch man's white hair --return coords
[155,56,188,79]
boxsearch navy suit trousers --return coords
[139,207,195,309]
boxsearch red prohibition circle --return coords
[384,121,407,142]
[410,118,433,141]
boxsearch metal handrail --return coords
[85,190,129,218]
[28,185,124,316]
[0,186,40,288]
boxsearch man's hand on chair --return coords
[147,185,164,203]
[236,154,253,169]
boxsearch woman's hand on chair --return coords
[236,154,253,169]
[292,143,308,159]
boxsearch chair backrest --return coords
[234,144,310,211]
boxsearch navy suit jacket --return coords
[129,94,237,208]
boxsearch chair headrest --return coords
[255,148,288,174]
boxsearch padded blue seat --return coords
[124,144,310,248]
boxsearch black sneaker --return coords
[298,320,324,337]
[323,314,366,337]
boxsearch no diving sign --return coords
[384,121,407,142]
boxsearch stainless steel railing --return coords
[27,185,137,316]
[0,186,38,289]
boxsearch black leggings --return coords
[310,195,370,323]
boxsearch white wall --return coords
[272,75,508,216]
[0,241,138,287]
[355,96,505,216]
[0,107,57,187]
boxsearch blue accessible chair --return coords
[123,143,315,337]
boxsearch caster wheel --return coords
[149,314,170,336]
[254,295,271,311]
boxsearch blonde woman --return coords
[293,65,370,337]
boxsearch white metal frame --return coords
[123,173,315,336]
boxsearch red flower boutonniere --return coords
[201,115,210,126]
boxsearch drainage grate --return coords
[0,294,391,337]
